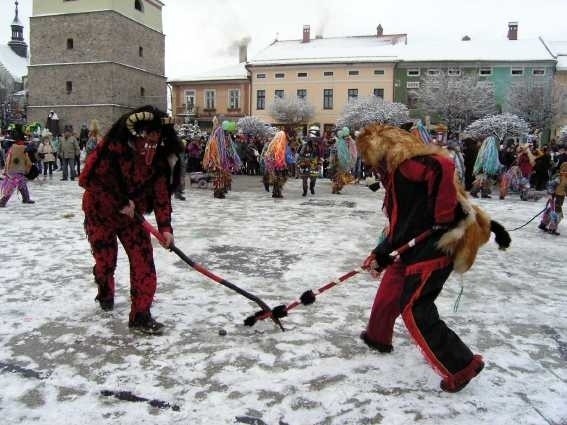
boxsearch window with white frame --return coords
[348,70,360,76]
[228,89,240,109]
[134,0,143,12]
[184,90,196,113]
[256,90,266,110]
[297,89,307,99]
[275,89,284,98]
[511,68,524,76]
[323,71,334,77]
[374,69,385,75]
[407,69,420,77]
[447,68,461,76]
[297,72,308,78]
[256,73,266,79]
[373,88,384,99]
[275,73,285,79]
[479,67,492,76]
[204,89,215,110]
[406,81,420,89]
[532,68,545,76]
[427,69,439,76]
[347,88,358,103]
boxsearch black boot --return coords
[310,179,316,195]
[128,311,164,335]
[302,179,308,196]
[360,331,393,353]
[19,186,35,204]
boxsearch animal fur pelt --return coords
[356,123,510,273]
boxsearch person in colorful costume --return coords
[0,127,35,207]
[297,127,321,196]
[202,121,242,199]
[356,123,510,392]
[329,127,357,194]
[79,105,182,335]
[539,161,567,235]
[470,136,503,198]
[262,130,289,198]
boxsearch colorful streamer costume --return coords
[0,140,34,207]
[357,124,510,392]
[202,126,242,199]
[330,127,357,194]
[470,136,503,198]
[79,106,182,334]
[262,131,289,198]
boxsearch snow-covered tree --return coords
[463,113,529,142]
[551,82,567,134]
[336,96,410,131]
[418,72,497,132]
[269,96,315,125]
[506,82,552,131]
[237,116,275,140]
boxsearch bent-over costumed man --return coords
[79,105,182,335]
[357,123,511,392]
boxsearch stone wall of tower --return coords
[27,9,166,132]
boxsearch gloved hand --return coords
[372,245,394,269]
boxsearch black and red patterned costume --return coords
[357,124,510,392]
[79,106,181,332]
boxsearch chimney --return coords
[377,24,384,37]
[302,25,310,43]
[238,44,247,63]
[507,21,518,40]
[462,35,471,41]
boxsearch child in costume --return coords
[330,127,357,194]
[357,123,510,392]
[0,127,35,207]
[79,105,182,335]
[539,161,567,235]
[202,121,242,199]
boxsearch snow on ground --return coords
[0,175,566,425]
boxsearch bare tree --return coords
[463,113,529,142]
[336,96,410,131]
[506,81,553,131]
[418,72,497,132]
[269,96,315,125]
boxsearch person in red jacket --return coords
[356,123,510,392]
[79,105,182,335]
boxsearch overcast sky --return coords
[3,0,567,79]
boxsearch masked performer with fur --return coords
[357,123,511,392]
[79,105,182,335]
[330,127,357,194]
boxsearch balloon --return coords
[221,120,230,131]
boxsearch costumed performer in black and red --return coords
[357,123,511,392]
[79,105,182,335]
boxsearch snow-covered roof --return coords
[398,38,554,63]
[249,36,401,66]
[168,63,248,82]
[249,36,555,66]
[0,45,28,82]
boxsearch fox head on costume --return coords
[356,123,441,173]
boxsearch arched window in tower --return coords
[134,0,144,12]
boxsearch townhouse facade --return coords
[247,25,403,135]
[169,63,250,129]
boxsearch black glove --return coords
[371,243,394,269]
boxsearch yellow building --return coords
[169,63,250,129]
[247,25,404,135]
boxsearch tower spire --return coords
[8,0,28,58]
